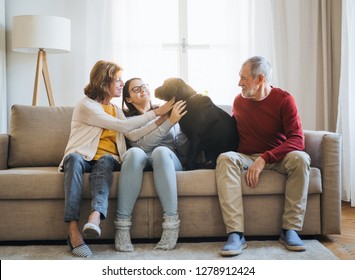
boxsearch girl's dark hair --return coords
[84,60,122,102]
[122,78,158,117]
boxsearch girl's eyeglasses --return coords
[129,84,149,94]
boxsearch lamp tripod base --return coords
[33,49,55,106]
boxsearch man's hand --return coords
[245,156,266,188]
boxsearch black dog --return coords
[155,78,239,170]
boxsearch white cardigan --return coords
[59,97,157,170]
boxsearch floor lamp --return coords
[12,15,71,106]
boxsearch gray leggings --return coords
[116,146,182,219]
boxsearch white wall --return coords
[5,0,89,122]
[1,0,7,133]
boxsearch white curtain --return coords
[0,0,7,133]
[57,0,118,106]
[270,0,321,130]
[337,0,355,206]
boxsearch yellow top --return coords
[93,104,118,160]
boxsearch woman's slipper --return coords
[67,236,93,258]
[83,222,101,238]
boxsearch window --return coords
[111,0,270,106]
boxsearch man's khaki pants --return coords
[216,151,311,234]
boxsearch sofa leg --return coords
[114,218,134,252]
[154,214,180,250]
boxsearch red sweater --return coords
[232,87,304,164]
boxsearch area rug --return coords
[0,240,337,260]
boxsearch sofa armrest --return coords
[304,130,342,234]
[0,134,9,170]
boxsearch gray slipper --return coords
[83,222,101,238]
[67,236,93,258]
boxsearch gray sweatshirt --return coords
[125,119,189,165]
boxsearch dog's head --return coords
[155,78,196,102]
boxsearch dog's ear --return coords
[171,86,179,102]
[163,84,179,102]
[176,80,196,100]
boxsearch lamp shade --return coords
[12,15,71,54]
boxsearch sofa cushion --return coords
[0,166,322,199]
[8,105,73,167]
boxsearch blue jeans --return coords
[116,146,182,219]
[63,153,121,222]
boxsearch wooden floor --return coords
[319,201,355,260]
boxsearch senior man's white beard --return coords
[241,91,254,98]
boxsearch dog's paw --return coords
[193,161,216,169]
[204,161,216,169]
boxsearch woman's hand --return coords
[169,100,187,124]
[155,113,169,126]
[153,99,175,116]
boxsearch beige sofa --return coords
[0,104,342,242]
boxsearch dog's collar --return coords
[186,93,198,102]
